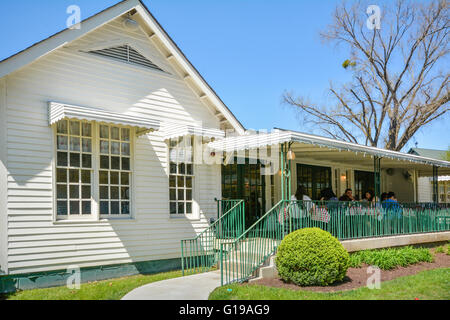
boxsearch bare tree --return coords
[283,0,449,151]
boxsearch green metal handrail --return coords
[220,200,450,285]
[216,199,243,219]
[181,199,245,276]
[220,200,288,285]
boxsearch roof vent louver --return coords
[87,45,165,72]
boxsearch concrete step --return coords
[249,255,278,283]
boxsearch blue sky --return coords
[0,0,448,151]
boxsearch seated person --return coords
[319,188,338,201]
[291,186,312,202]
[382,192,402,218]
[339,188,355,201]
[382,192,398,204]
[291,186,314,217]
[362,190,374,202]
[319,188,339,211]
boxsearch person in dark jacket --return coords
[319,188,338,201]
[339,188,355,201]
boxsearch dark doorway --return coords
[354,170,375,200]
[296,164,332,200]
[222,159,266,228]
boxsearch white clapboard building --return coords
[0,0,449,292]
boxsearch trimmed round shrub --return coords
[276,228,350,286]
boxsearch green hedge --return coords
[276,228,350,286]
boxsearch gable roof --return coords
[408,148,447,161]
[0,0,245,135]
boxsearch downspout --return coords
[280,143,284,201]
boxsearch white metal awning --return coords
[161,122,225,140]
[48,102,160,135]
[208,129,450,169]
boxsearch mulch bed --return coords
[251,251,450,293]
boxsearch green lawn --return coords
[209,268,450,300]
[2,270,183,300]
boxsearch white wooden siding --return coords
[383,169,415,202]
[417,177,433,202]
[0,78,8,273]
[5,17,221,275]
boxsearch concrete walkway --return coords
[121,271,221,300]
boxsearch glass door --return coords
[354,170,375,200]
[222,159,266,228]
[296,164,332,200]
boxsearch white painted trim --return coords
[0,0,141,78]
[92,123,100,221]
[98,124,135,220]
[135,5,245,135]
[0,0,245,136]
[51,122,136,222]
[165,137,200,221]
[51,121,97,222]
[48,102,160,133]
[209,130,450,169]
[73,49,177,81]
[72,37,171,76]
[0,77,8,274]
[161,122,225,141]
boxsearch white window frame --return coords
[168,136,195,217]
[52,121,134,222]
[53,119,95,221]
[98,123,134,219]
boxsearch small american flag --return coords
[312,207,330,223]
[278,206,289,223]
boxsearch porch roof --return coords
[48,102,160,136]
[208,129,450,175]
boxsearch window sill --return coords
[99,216,135,222]
[54,217,135,224]
[169,214,201,222]
[53,219,102,225]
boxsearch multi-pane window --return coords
[296,164,332,200]
[99,125,131,216]
[169,137,194,215]
[270,174,275,207]
[56,120,92,217]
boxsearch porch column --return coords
[374,156,381,201]
[280,142,292,201]
[287,142,293,200]
[280,143,285,201]
[432,165,439,204]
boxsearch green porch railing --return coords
[216,199,242,219]
[181,200,245,276]
[220,200,450,285]
[220,200,289,285]
[287,201,450,240]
